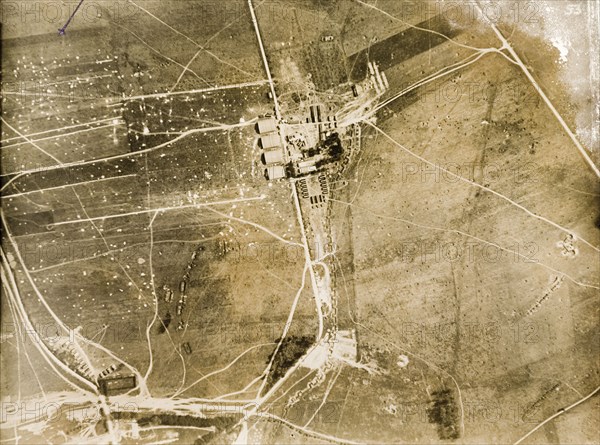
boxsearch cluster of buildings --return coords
[176,279,188,323]
[256,110,345,181]
[287,127,343,177]
[50,335,137,395]
[160,249,201,332]
[176,295,187,318]
[256,117,287,180]
[163,284,174,303]
[98,363,118,379]
[308,104,338,135]
[52,336,95,380]
[352,61,389,97]
[162,283,187,329]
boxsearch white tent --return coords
[263,149,284,164]
[257,118,277,134]
[260,134,280,149]
[266,165,286,180]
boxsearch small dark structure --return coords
[182,342,192,355]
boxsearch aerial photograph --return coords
[1,0,598,444]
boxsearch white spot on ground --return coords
[397,355,409,368]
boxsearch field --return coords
[1,0,315,416]
[322,8,599,443]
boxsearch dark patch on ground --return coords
[347,14,460,82]
[158,311,172,334]
[302,41,348,91]
[427,388,460,440]
[2,27,106,48]
[5,211,54,236]
[113,410,238,430]
[262,335,314,394]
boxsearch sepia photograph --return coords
[1,1,598,444]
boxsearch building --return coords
[297,159,318,169]
[257,117,277,134]
[309,104,322,124]
[98,374,137,396]
[262,150,284,165]
[297,164,317,175]
[259,133,280,149]
[266,165,286,180]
